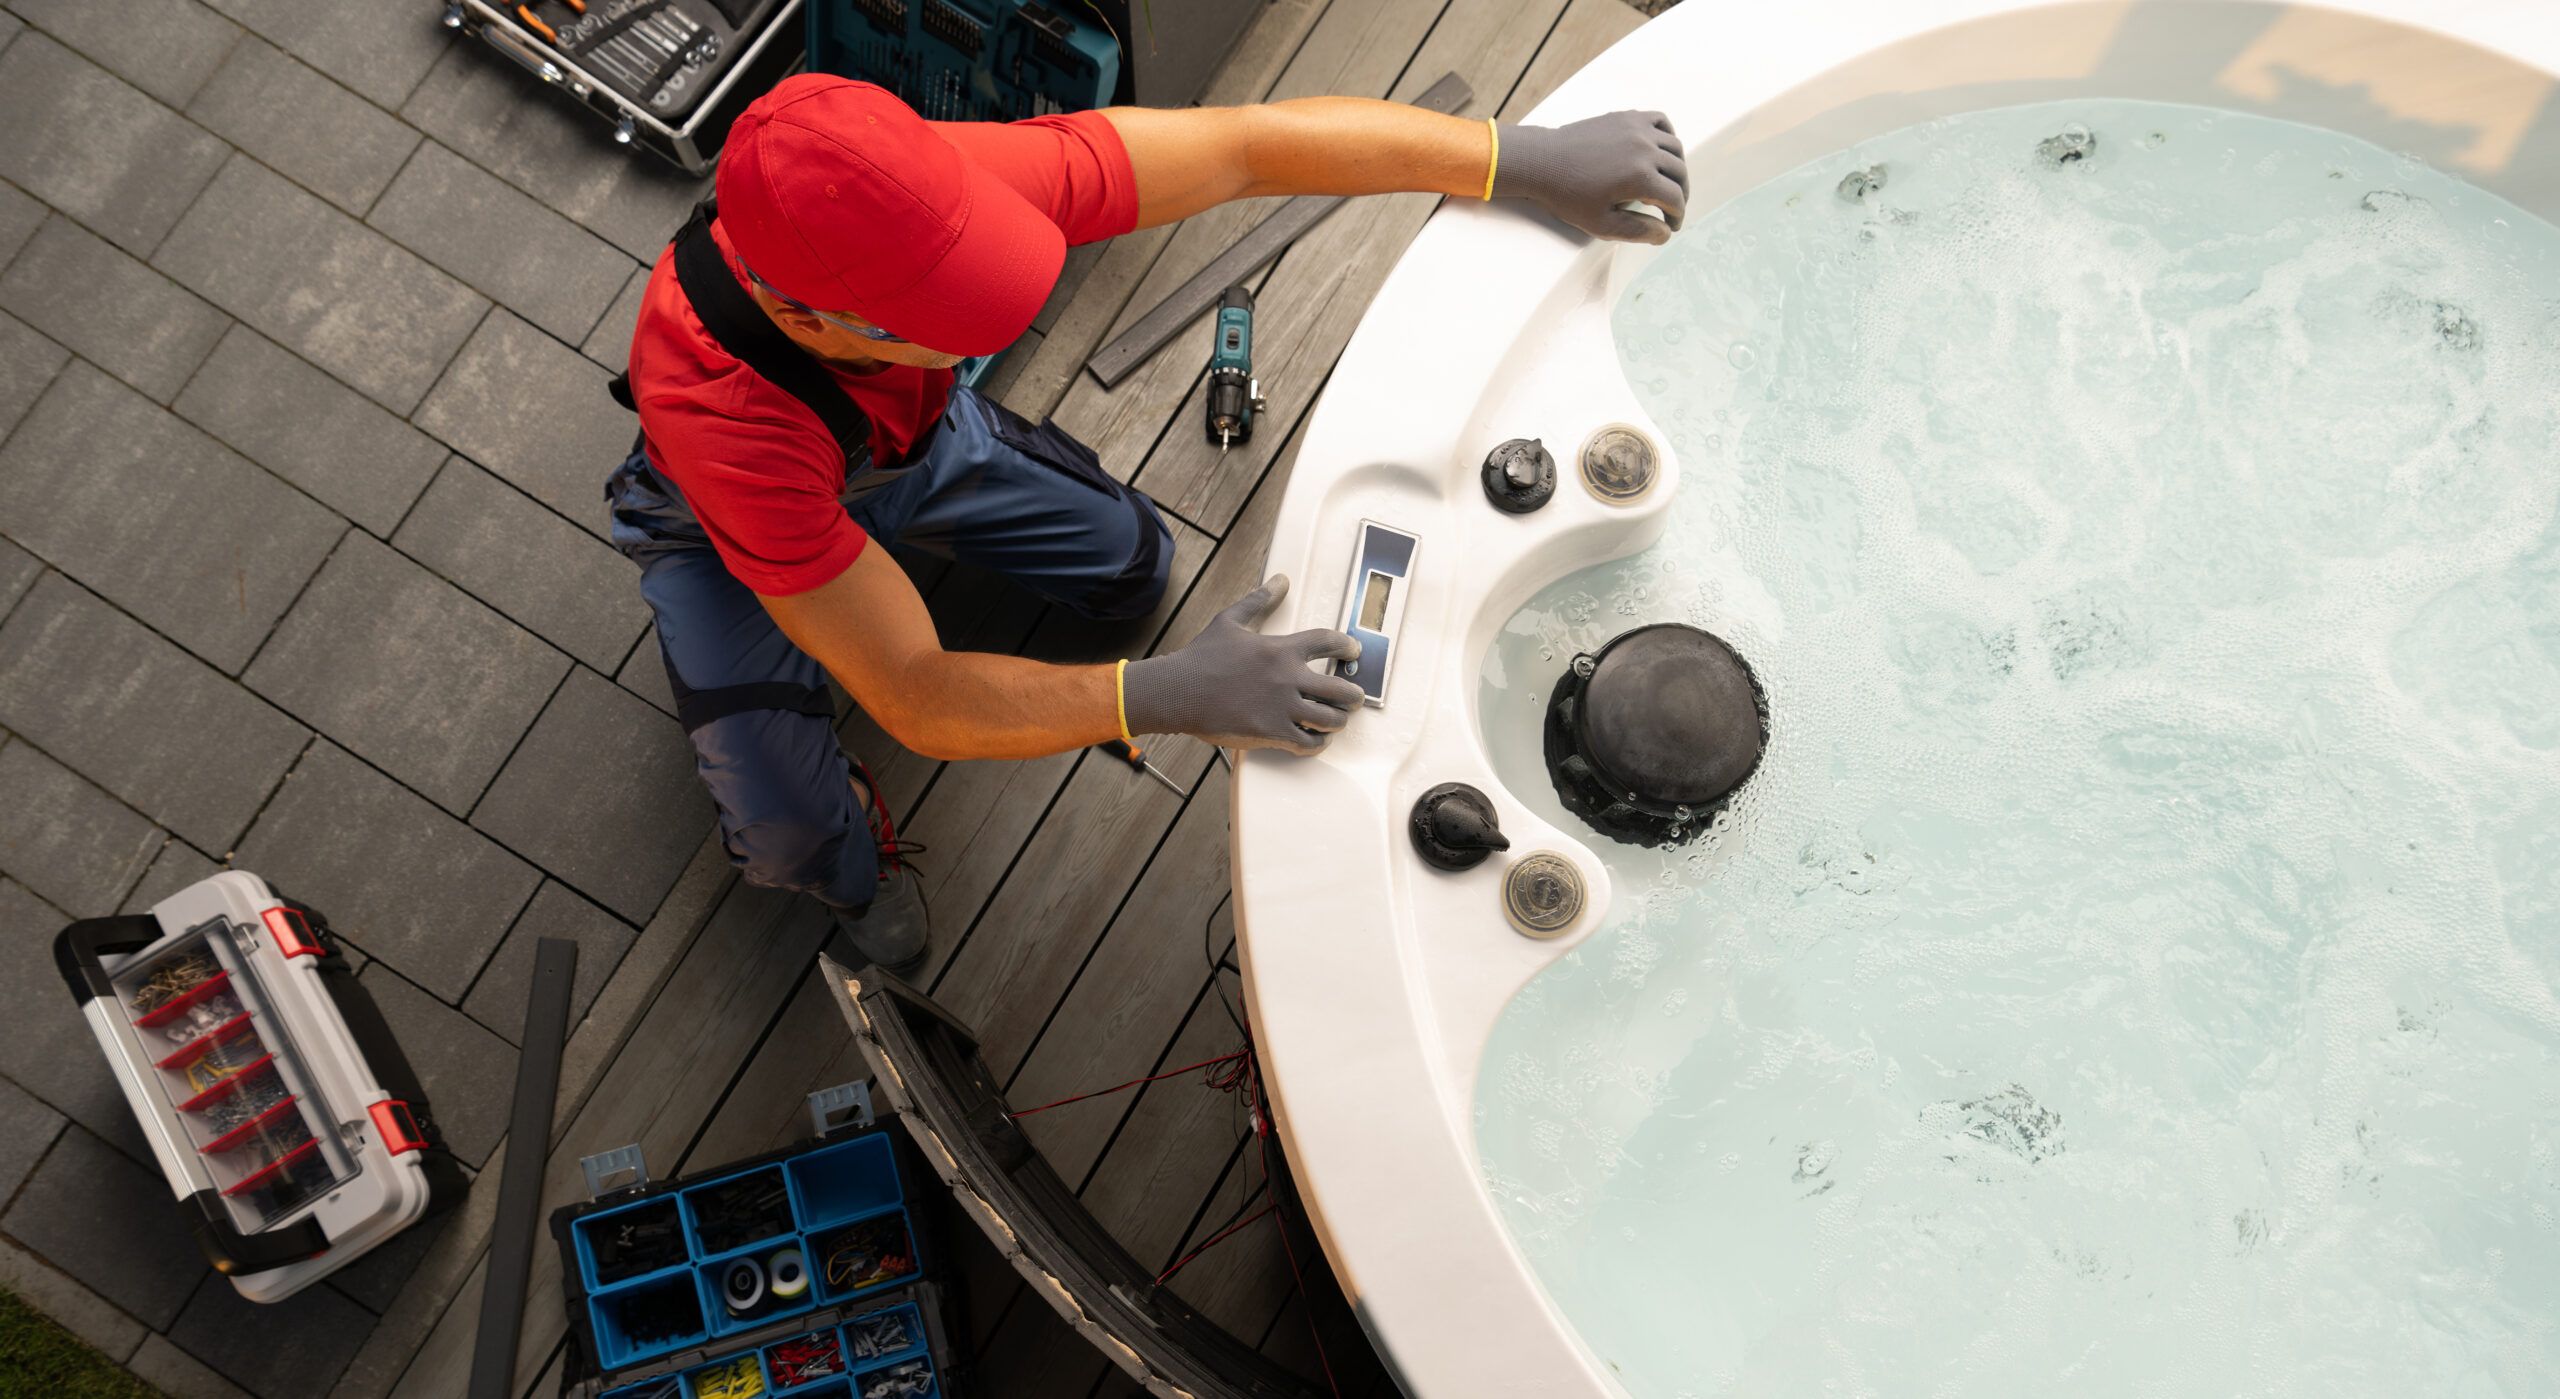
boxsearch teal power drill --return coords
[1204,285,1265,455]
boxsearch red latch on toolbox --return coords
[367,1100,427,1156]
[261,905,323,959]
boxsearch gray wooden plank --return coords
[1500,0,1645,122]
[1117,0,1578,536]
[995,0,1343,422]
[1005,762,1238,1154]
[328,833,738,1399]
[1043,0,1450,469]
[371,879,828,1399]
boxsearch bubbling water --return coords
[1475,100,2560,1397]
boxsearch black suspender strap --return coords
[620,201,877,473]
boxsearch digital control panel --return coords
[1336,521,1418,707]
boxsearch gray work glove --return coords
[1124,577,1364,755]
[1493,110,1688,244]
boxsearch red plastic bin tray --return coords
[201,1095,302,1154]
[176,1053,277,1112]
[154,1012,257,1071]
[131,970,235,1029]
[221,1138,319,1197]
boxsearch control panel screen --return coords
[1358,572,1393,631]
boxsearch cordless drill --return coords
[1204,285,1265,454]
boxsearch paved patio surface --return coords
[0,1,1646,1395]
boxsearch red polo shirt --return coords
[625,111,1138,597]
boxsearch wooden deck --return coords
[349,3,1645,1394]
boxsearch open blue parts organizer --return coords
[55,870,441,1302]
[559,1085,952,1399]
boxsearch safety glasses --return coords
[739,262,908,343]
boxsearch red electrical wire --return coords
[1155,1202,1277,1285]
[1006,1050,1251,1119]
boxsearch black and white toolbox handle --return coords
[53,870,449,1303]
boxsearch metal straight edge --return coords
[466,937,579,1399]
[1083,71,1475,388]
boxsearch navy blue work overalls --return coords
[607,209,1172,911]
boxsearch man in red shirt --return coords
[611,76,1687,972]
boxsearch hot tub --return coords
[1228,3,2560,1396]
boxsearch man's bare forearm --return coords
[1105,98,1490,228]
[882,651,1123,761]
[760,545,1124,761]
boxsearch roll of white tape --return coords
[721,1256,765,1314]
[768,1246,809,1299]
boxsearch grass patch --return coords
[0,1287,162,1398]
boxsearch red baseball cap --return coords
[716,75,1061,356]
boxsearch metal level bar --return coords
[1084,71,1473,388]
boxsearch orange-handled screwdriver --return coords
[1099,738,1184,797]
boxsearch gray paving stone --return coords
[126,1334,255,1399]
[0,1233,147,1364]
[0,881,149,1162]
[582,261,650,373]
[0,537,38,619]
[200,0,452,110]
[415,310,632,536]
[0,574,307,850]
[394,457,644,670]
[0,737,162,914]
[462,880,634,1042]
[401,44,706,261]
[0,9,19,55]
[120,838,221,914]
[234,741,536,1003]
[0,214,229,401]
[2,1124,208,1328]
[615,624,675,716]
[0,309,66,443]
[0,1072,66,1209]
[152,156,487,413]
[371,141,632,343]
[0,180,43,268]
[243,533,566,814]
[0,33,229,255]
[186,36,421,215]
[9,0,243,109]
[174,326,445,536]
[166,1249,375,1395]
[0,362,344,671]
[472,668,707,922]
[354,965,513,1168]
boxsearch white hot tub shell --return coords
[1227,2,2560,1395]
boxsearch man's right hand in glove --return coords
[1124,577,1363,754]
[763,546,1362,761]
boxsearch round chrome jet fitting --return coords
[1503,852,1586,938]
[1579,424,1659,503]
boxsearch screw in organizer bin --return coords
[860,1359,933,1399]
[845,1312,910,1360]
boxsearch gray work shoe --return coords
[836,762,928,977]
[836,865,928,976]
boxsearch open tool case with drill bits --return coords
[54,871,462,1302]
[554,1085,961,1399]
[443,0,809,173]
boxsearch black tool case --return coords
[440,0,807,174]
[54,871,466,1302]
[552,1085,965,1399]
